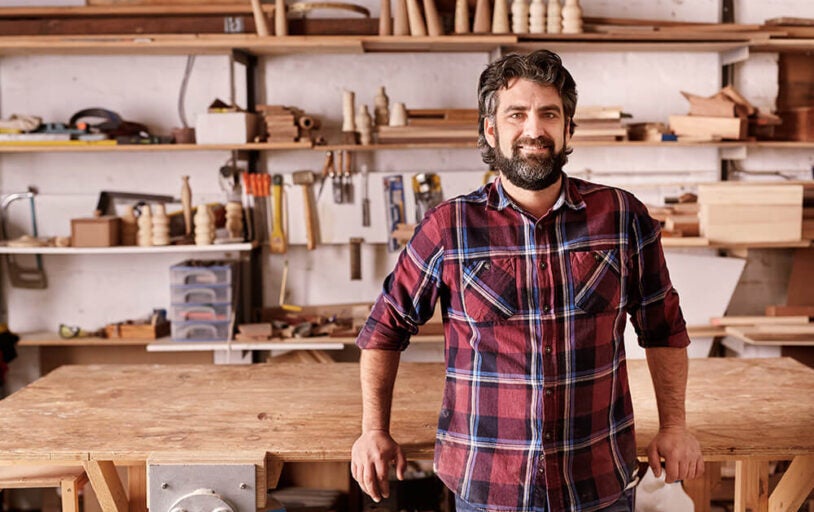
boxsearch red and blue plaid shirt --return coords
[357,174,689,511]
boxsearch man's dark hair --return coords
[477,50,578,166]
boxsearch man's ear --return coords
[484,117,496,148]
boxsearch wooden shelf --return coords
[0,33,765,57]
[0,242,254,255]
[6,140,813,155]
[662,237,812,249]
[0,141,311,153]
[19,333,154,347]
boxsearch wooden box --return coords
[71,216,121,247]
[669,115,747,141]
[698,183,803,243]
[105,320,170,340]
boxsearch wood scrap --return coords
[573,106,628,141]
[766,305,814,317]
[710,315,810,326]
[256,105,321,143]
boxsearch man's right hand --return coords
[351,430,407,503]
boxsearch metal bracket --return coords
[720,144,747,161]
[147,464,257,512]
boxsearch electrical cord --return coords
[178,55,196,128]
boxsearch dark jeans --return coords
[454,487,635,512]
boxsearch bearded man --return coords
[351,49,704,512]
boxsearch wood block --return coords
[787,248,814,306]
[776,107,814,141]
[681,91,737,118]
[669,115,747,140]
[697,183,803,206]
[105,321,170,340]
[665,215,700,237]
[766,305,814,317]
[71,216,121,247]
[574,106,623,120]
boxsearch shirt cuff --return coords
[639,327,691,349]
[355,318,412,351]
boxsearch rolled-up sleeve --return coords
[356,210,445,351]
[625,200,690,349]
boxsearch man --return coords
[352,50,703,512]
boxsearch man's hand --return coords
[646,426,704,483]
[351,430,407,503]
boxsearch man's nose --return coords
[523,115,548,138]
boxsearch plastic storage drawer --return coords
[170,260,235,286]
[171,320,231,341]
[170,303,232,322]
[170,284,232,305]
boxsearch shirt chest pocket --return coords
[569,249,622,314]
[461,257,519,323]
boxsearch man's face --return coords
[484,78,571,191]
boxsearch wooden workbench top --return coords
[0,358,812,466]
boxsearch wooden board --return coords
[0,359,813,465]
[669,115,747,140]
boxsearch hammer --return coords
[292,170,318,250]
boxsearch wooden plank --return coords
[127,465,146,512]
[683,461,721,512]
[769,455,814,512]
[735,460,769,512]
[766,305,814,317]
[710,316,810,326]
[787,248,814,306]
[0,465,85,488]
[61,473,87,512]
[83,461,128,512]
[669,115,747,140]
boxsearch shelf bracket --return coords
[720,144,747,160]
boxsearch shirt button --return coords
[539,261,547,270]
[483,262,491,270]
[594,253,602,262]
[545,345,552,354]
[544,432,552,440]
[545,388,552,396]
[543,304,551,313]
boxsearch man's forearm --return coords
[645,346,688,429]
[360,349,401,432]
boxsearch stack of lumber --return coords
[647,202,700,237]
[713,315,814,347]
[697,182,803,243]
[669,86,756,141]
[377,109,477,144]
[572,106,628,142]
[256,105,319,143]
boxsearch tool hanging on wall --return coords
[361,164,371,227]
[318,150,337,202]
[240,172,255,242]
[0,187,47,289]
[292,170,318,250]
[412,172,443,222]
[383,175,406,253]
[341,150,354,203]
[270,174,287,254]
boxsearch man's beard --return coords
[493,133,568,191]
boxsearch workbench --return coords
[0,358,812,512]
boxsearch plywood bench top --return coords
[0,358,812,465]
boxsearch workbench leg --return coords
[769,455,814,512]
[734,460,769,512]
[683,461,721,512]
[60,473,88,512]
[83,461,128,512]
[127,464,146,512]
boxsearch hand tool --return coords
[317,151,336,201]
[412,172,443,222]
[278,259,302,312]
[240,173,255,242]
[270,174,287,254]
[0,187,47,289]
[258,173,273,247]
[360,164,371,227]
[334,151,346,204]
[383,175,406,253]
[341,150,354,203]
[292,170,318,250]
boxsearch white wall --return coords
[1,1,812,380]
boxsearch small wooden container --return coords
[71,216,121,247]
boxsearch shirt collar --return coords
[487,173,586,212]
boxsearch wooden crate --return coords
[698,183,803,243]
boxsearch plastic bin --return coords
[171,320,232,341]
[170,284,232,305]
[170,303,232,322]
[170,260,235,286]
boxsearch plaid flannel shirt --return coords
[357,174,690,511]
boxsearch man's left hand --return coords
[646,426,704,483]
